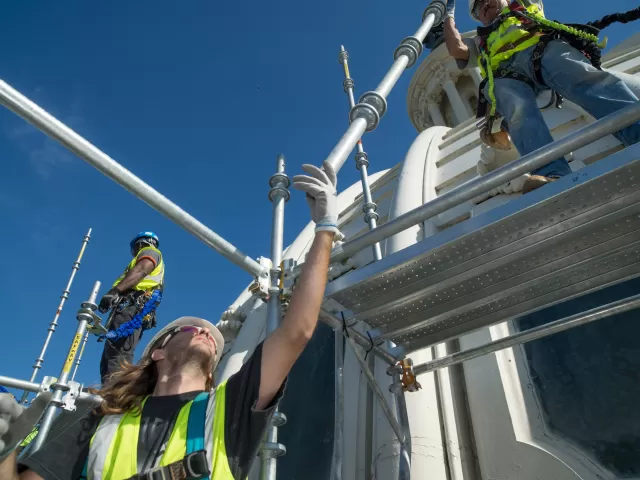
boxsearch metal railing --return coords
[330,101,640,263]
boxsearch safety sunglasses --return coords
[160,325,216,349]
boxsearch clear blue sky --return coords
[0,1,636,391]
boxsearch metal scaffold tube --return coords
[0,376,100,404]
[0,80,267,279]
[20,228,91,404]
[324,1,446,174]
[71,332,90,382]
[332,101,640,263]
[404,294,640,379]
[345,335,406,446]
[260,154,290,480]
[31,281,102,453]
[339,46,383,262]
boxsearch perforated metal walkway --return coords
[325,145,640,353]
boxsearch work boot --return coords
[522,175,557,194]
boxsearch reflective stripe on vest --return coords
[113,246,165,292]
[84,381,233,480]
[477,2,545,78]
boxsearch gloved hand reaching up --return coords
[446,0,455,18]
[0,392,52,461]
[292,161,344,240]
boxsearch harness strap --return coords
[125,450,210,480]
[476,70,535,119]
[186,392,209,455]
[80,392,210,480]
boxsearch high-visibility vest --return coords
[477,2,545,78]
[113,246,165,292]
[85,381,233,480]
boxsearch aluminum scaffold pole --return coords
[331,101,640,264]
[31,281,102,453]
[0,81,268,279]
[338,46,383,262]
[20,228,91,404]
[323,1,446,175]
[260,155,290,480]
[71,331,90,382]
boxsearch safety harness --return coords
[81,392,211,480]
[475,0,609,146]
[100,289,163,342]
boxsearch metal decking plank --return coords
[397,246,640,352]
[382,229,640,340]
[349,193,640,325]
[326,149,640,312]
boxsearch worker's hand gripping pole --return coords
[324,0,446,175]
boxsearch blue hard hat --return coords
[130,231,160,251]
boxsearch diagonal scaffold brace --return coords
[0,82,268,281]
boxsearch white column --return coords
[469,67,483,89]
[427,99,446,127]
[443,76,474,125]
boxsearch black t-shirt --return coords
[20,342,283,480]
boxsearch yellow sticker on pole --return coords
[62,333,83,373]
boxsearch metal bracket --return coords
[61,381,83,412]
[40,376,57,394]
[261,442,287,458]
[388,358,422,394]
[249,257,273,299]
[85,310,108,336]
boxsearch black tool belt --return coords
[125,450,210,480]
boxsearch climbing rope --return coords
[99,289,162,342]
[587,7,640,30]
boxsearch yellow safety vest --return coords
[113,246,165,292]
[478,2,545,78]
[86,381,233,480]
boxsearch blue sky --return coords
[0,1,636,391]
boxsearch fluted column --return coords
[427,97,446,126]
[443,75,473,125]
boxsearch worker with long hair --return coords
[0,161,342,480]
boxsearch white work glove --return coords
[292,161,344,240]
[446,0,455,18]
[0,392,52,461]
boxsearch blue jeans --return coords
[485,39,640,178]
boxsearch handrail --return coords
[331,101,640,263]
[0,80,268,279]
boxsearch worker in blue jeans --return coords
[439,0,640,193]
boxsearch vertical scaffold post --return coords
[338,46,383,262]
[21,228,92,404]
[30,281,101,453]
[323,0,446,175]
[71,331,90,382]
[260,154,290,480]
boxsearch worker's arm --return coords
[444,17,470,61]
[257,161,339,410]
[113,258,155,292]
[0,452,42,480]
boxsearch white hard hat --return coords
[141,316,225,373]
[469,0,480,20]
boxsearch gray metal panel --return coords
[325,146,640,352]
